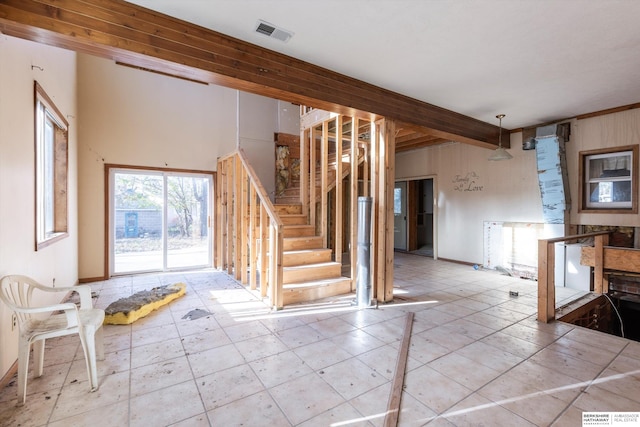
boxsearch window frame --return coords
[35,81,69,250]
[578,144,638,214]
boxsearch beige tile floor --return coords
[1,252,640,426]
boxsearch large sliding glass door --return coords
[110,168,213,275]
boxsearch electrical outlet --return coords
[11,314,17,331]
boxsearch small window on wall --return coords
[35,82,69,250]
[579,145,638,213]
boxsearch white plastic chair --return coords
[0,275,105,405]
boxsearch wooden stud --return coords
[260,204,269,298]
[537,239,555,323]
[321,120,329,248]
[335,115,343,264]
[310,127,317,230]
[594,234,609,294]
[226,157,234,275]
[300,128,309,219]
[274,224,284,309]
[234,156,242,279]
[240,166,249,285]
[350,117,359,291]
[383,119,396,302]
[249,185,257,290]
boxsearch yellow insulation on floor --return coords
[104,282,186,325]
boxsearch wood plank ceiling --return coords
[0,0,508,151]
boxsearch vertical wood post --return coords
[537,240,555,323]
[225,158,234,274]
[321,120,329,247]
[260,204,268,298]
[215,159,224,270]
[383,119,396,302]
[234,156,242,279]
[310,127,317,230]
[594,234,609,294]
[335,116,343,264]
[274,225,284,309]
[300,128,309,219]
[249,185,257,290]
[350,117,359,291]
[240,167,249,284]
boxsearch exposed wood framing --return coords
[537,231,610,323]
[249,185,257,290]
[217,150,284,308]
[0,0,506,148]
[335,115,343,264]
[581,245,640,274]
[350,117,359,291]
[321,122,329,248]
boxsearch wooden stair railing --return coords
[217,149,285,309]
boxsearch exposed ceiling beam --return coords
[0,0,506,148]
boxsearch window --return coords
[579,145,638,213]
[35,82,69,249]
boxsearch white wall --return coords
[396,132,544,263]
[0,36,79,380]
[238,92,278,199]
[77,54,238,280]
[277,100,301,135]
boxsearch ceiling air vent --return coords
[255,20,293,43]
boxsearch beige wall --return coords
[77,54,238,280]
[396,132,544,263]
[0,36,79,379]
[397,109,640,264]
[568,110,640,227]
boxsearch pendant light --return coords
[488,114,513,161]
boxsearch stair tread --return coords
[282,276,351,289]
[283,261,340,270]
[284,248,331,254]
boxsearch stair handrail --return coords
[237,149,284,230]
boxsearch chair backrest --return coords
[0,275,41,325]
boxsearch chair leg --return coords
[33,339,45,378]
[16,339,31,406]
[96,325,105,361]
[79,328,99,392]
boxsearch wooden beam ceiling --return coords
[0,0,508,149]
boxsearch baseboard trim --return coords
[0,360,17,390]
[79,276,107,283]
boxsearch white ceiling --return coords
[127,0,640,130]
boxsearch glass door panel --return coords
[166,175,211,269]
[394,181,408,250]
[113,171,164,274]
[111,169,213,275]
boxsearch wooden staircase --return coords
[275,204,351,305]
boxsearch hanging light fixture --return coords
[488,114,513,161]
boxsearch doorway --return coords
[108,167,214,276]
[394,178,435,257]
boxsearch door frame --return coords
[104,164,215,278]
[394,175,438,259]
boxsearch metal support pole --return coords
[355,196,375,308]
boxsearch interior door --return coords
[394,181,408,250]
